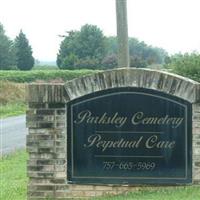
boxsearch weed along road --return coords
[1,115,27,154]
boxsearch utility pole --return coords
[116,0,129,68]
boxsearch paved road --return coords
[0,115,27,155]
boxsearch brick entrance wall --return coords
[26,68,200,199]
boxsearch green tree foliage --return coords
[102,54,118,69]
[57,24,167,69]
[105,36,118,55]
[57,24,106,69]
[105,37,167,68]
[57,31,79,68]
[0,23,16,70]
[74,57,100,69]
[76,24,106,60]
[62,53,78,70]
[129,38,167,65]
[14,30,34,70]
[164,53,200,82]
[130,55,147,68]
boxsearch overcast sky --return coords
[0,0,200,61]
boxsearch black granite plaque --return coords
[67,87,192,184]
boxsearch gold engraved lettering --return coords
[74,110,184,129]
[145,135,176,149]
[84,134,143,152]
[84,134,175,151]
[74,110,127,128]
[131,112,184,128]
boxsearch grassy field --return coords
[1,103,26,118]
[0,151,28,200]
[0,69,99,118]
[0,150,199,200]
[0,69,99,83]
[0,81,26,118]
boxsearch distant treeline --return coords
[1,22,167,71]
[2,21,200,82]
[57,24,168,69]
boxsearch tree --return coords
[130,55,147,68]
[0,23,16,69]
[14,30,34,70]
[62,53,78,70]
[57,24,106,69]
[101,54,118,69]
[105,36,118,55]
[105,37,168,68]
[76,24,106,60]
[57,31,79,68]
[75,57,100,69]
[129,38,168,65]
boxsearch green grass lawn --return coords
[0,150,199,200]
[94,186,200,200]
[0,150,28,200]
[0,103,26,118]
[0,81,26,118]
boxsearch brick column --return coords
[193,103,200,183]
[26,84,68,199]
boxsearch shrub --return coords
[164,53,200,82]
[130,55,148,68]
[60,53,78,70]
[101,54,118,69]
[74,57,100,69]
[0,69,99,83]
